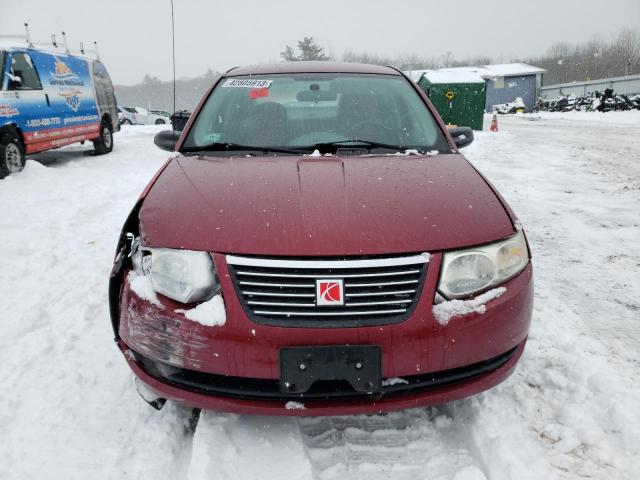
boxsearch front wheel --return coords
[93,120,113,155]
[0,130,26,179]
[155,119,166,125]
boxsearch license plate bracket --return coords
[280,345,382,394]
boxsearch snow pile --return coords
[285,401,306,410]
[382,377,409,387]
[432,287,506,325]
[176,294,226,327]
[128,271,161,307]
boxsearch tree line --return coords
[114,30,639,112]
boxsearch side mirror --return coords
[448,126,474,149]
[154,130,181,151]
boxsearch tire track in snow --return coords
[296,406,489,480]
[103,403,199,480]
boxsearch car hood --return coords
[140,154,514,256]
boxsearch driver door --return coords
[6,51,50,153]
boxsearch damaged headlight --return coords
[132,241,218,303]
[438,230,529,299]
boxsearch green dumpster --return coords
[415,70,486,131]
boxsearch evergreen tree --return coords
[280,37,329,61]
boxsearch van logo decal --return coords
[49,57,84,112]
[316,279,344,306]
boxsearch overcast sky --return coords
[1,0,639,85]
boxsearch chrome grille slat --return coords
[235,269,421,279]
[253,309,408,317]
[238,281,315,288]
[345,299,411,307]
[242,291,316,298]
[347,279,419,288]
[227,253,429,326]
[248,301,316,307]
[346,289,416,297]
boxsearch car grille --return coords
[226,253,429,327]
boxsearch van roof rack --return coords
[0,23,101,60]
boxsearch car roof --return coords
[226,62,401,76]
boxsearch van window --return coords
[8,52,42,90]
[93,61,111,81]
[0,51,5,90]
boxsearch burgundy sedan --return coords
[109,62,533,416]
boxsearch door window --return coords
[8,52,43,90]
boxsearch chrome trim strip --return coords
[227,253,430,269]
[235,269,421,279]
[252,309,408,316]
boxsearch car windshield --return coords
[182,73,450,154]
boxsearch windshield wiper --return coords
[181,142,306,155]
[305,140,420,154]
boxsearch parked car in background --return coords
[110,62,534,416]
[118,106,169,126]
[118,106,136,125]
[0,44,118,178]
[150,109,171,120]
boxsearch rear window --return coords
[183,73,448,152]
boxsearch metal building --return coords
[420,63,546,113]
[540,73,640,99]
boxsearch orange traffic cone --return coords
[490,113,498,132]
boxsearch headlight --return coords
[438,230,529,299]
[133,245,218,303]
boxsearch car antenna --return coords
[170,0,177,117]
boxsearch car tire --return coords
[155,119,165,125]
[0,130,26,179]
[93,120,113,155]
[121,119,132,125]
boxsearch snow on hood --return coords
[139,154,514,256]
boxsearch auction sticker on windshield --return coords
[223,78,273,88]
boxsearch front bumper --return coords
[121,339,525,416]
[114,253,533,415]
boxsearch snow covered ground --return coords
[1,113,639,479]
